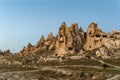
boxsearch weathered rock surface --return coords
[96,47,110,58]
[55,22,85,56]
[0,22,120,80]
[16,22,120,58]
[18,22,85,57]
[84,22,107,50]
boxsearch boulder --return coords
[95,47,110,58]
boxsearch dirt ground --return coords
[0,57,120,80]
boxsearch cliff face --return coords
[18,22,120,58]
[84,22,109,50]
[55,22,84,56]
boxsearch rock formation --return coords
[0,49,12,56]
[84,22,108,50]
[36,35,45,48]
[17,22,120,58]
[55,22,85,56]
[0,50,4,55]
[4,49,12,56]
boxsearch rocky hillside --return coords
[0,22,120,80]
[16,22,120,58]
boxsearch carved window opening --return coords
[60,28,62,31]
[60,35,63,37]
[102,35,107,38]
[68,47,73,51]
[89,46,91,48]
[82,49,85,51]
[55,54,58,56]
[59,41,64,43]
[89,32,92,35]
[96,34,101,37]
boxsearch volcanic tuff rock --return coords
[55,22,85,56]
[0,49,12,56]
[18,22,120,58]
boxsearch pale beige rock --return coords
[84,22,109,50]
[55,47,68,57]
[36,35,45,48]
[17,22,120,58]
[96,47,110,58]
[46,32,54,40]
[54,22,85,56]
[84,22,101,50]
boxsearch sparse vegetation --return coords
[0,22,120,80]
[0,54,120,80]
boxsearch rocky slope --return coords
[16,22,120,58]
[0,22,120,80]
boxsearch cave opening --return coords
[89,46,91,48]
[102,35,107,38]
[68,47,73,51]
